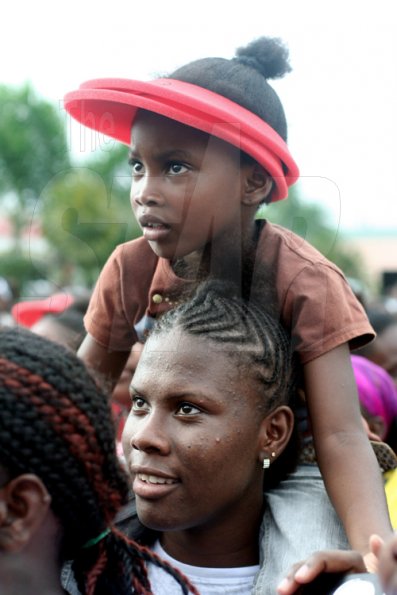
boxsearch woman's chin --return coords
[137,506,192,533]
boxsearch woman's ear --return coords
[242,163,273,206]
[258,406,294,466]
[0,474,51,552]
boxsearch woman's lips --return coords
[133,473,179,499]
[138,473,177,485]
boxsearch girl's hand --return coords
[372,533,397,594]
[276,550,366,595]
[363,549,379,573]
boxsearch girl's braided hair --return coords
[0,327,198,595]
[152,279,300,484]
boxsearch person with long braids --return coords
[0,327,198,595]
[64,35,392,588]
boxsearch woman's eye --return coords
[167,162,188,175]
[131,395,149,412]
[129,160,144,175]
[176,403,201,416]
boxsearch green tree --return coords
[0,252,46,300]
[39,168,140,286]
[0,83,70,249]
[83,142,135,227]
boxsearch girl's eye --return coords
[131,395,150,412]
[176,402,201,416]
[129,160,144,175]
[167,162,188,175]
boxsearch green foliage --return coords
[0,252,47,299]
[0,83,71,252]
[0,83,70,202]
[85,143,131,198]
[83,142,135,228]
[39,168,140,285]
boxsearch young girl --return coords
[0,327,197,595]
[64,36,392,588]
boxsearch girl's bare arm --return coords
[304,343,393,558]
[78,333,130,392]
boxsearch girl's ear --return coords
[0,474,51,552]
[257,406,294,466]
[242,163,273,206]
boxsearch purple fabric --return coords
[351,354,397,435]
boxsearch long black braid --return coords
[0,326,199,595]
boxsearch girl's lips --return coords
[142,223,171,242]
[133,473,179,499]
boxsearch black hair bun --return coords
[234,36,291,80]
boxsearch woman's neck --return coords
[160,525,260,568]
[159,493,264,569]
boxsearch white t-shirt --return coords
[147,540,260,595]
[333,577,384,595]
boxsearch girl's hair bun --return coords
[234,36,291,80]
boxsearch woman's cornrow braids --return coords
[154,280,296,411]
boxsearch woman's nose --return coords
[128,412,171,455]
[131,174,165,207]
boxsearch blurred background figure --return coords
[357,307,397,387]
[30,300,88,352]
[0,276,13,327]
[352,354,397,530]
[347,276,369,311]
[351,354,397,452]
[11,291,87,352]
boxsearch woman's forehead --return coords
[135,331,257,399]
[143,328,242,360]
[137,331,240,380]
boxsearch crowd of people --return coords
[2,34,397,594]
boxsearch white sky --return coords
[2,0,397,233]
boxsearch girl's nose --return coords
[131,174,165,207]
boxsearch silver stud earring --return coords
[263,457,270,469]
